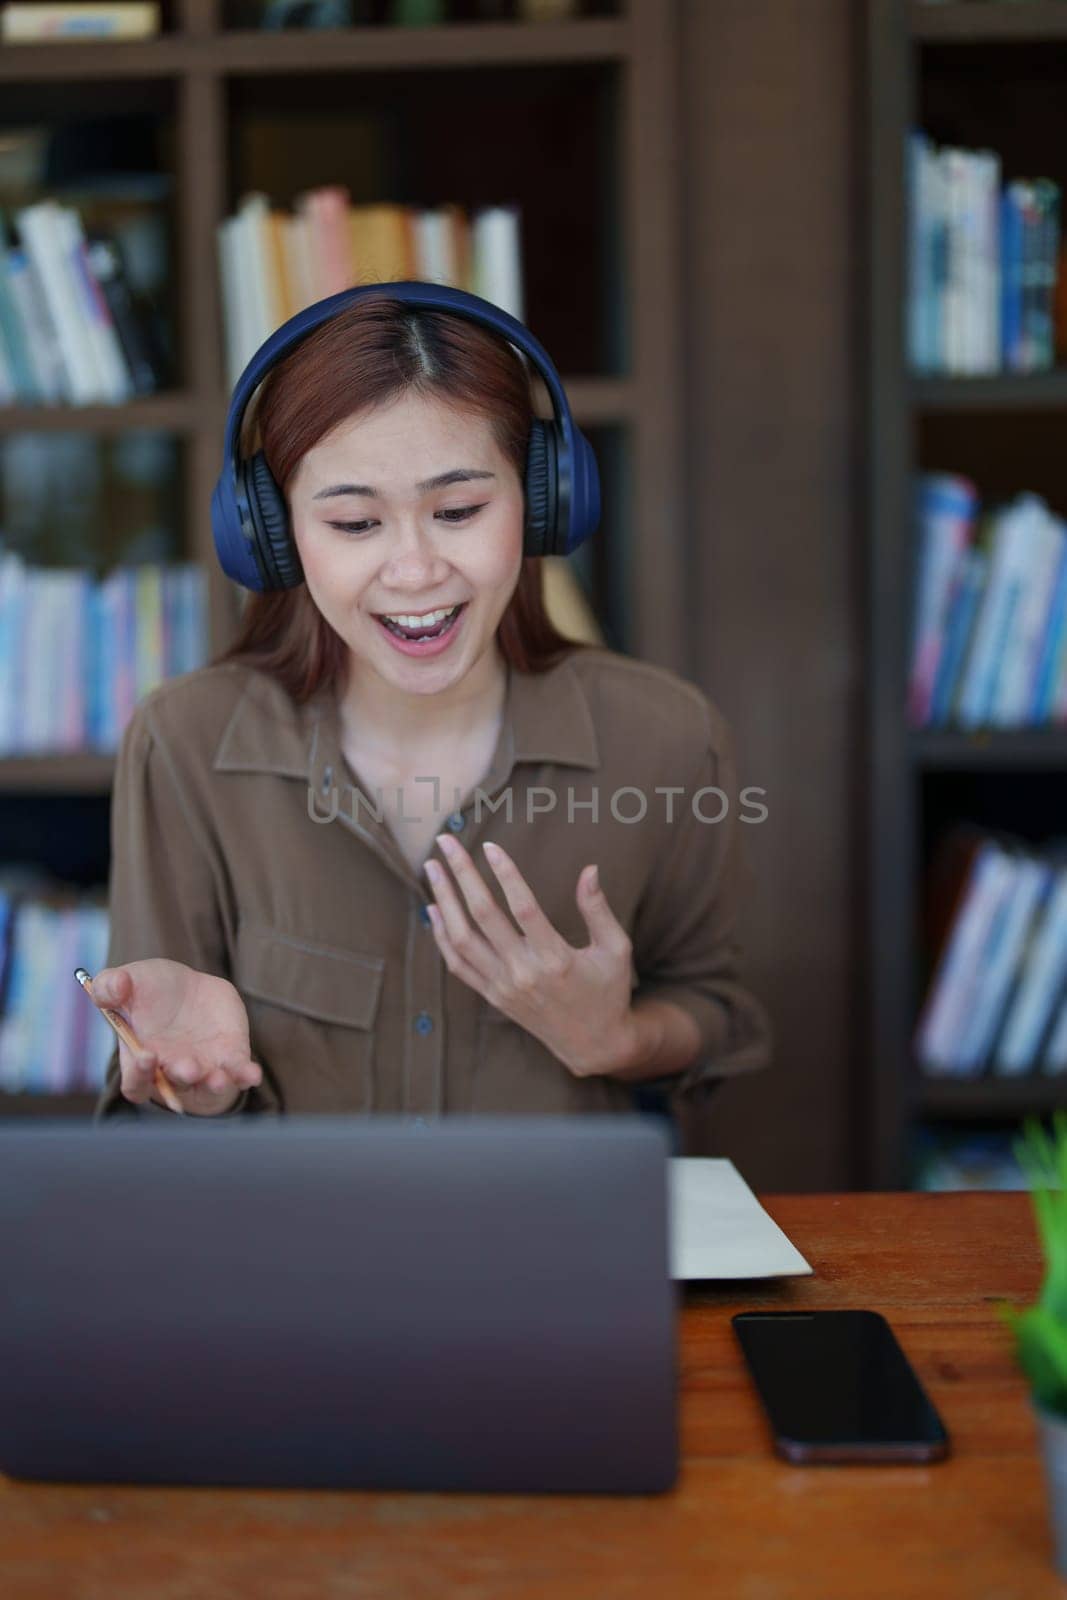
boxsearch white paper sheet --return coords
[669,1157,813,1280]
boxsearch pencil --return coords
[73,967,185,1115]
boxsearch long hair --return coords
[209,294,593,704]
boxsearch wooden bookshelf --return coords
[0,0,684,1115]
[867,0,1067,1187]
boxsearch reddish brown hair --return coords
[210,293,592,704]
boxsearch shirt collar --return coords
[212,652,601,784]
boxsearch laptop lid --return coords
[0,1116,678,1494]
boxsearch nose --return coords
[377,512,451,590]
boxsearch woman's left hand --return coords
[423,834,639,1078]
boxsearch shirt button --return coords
[414,1011,434,1035]
[418,902,432,927]
[447,811,465,832]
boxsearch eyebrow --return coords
[312,468,497,501]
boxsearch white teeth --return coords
[381,606,458,628]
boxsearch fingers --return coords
[117,1037,160,1105]
[91,965,132,1010]
[425,903,493,997]
[117,1042,261,1107]
[163,1055,257,1093]
[424,848,501,985]
[480,841,571,949]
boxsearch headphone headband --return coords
[223,281,574,473]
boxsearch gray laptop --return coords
[0,1116,678,1494]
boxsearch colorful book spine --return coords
[916,840,1016,1073]
[996,869,1067,1076]
[0,560,207,755]
[930,547,987,726]
[0,4,160,40]
[908,133,1061,375]
[1046,987,1067,1075]
[908,473,978,726]
[216,189,525,389]
[0,897,114,1095]
[955,855,1050,1072]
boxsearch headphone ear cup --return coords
[244,450,304,589]
[566,427,601,554]
[523,420,557,558]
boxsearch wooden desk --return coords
[0,1191,1057,1599]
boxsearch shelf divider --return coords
[919,1075,1067,1120]
[910,1,1067,43]
[911,729,1067,770]
[0,394,199,433]
[212,18,630,73]
[0,754,115,794]
[914,370,1067,412]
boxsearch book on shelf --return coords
[907,130,1061,376]
[0,549,207,756]
[915,824,1067,1079]
[0,3,159,40]
[908,475,1067,729]
[0,879,111,1097]
[911,1129,1027,1196]
[0,201,170,406]
[217,187,523,388]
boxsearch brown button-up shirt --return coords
[93,646,772,1122]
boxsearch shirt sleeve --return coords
[629,701,773,1107]
[93,704,282,1122]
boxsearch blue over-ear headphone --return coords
[211,280,601,591]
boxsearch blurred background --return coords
[0,0,1063,1194]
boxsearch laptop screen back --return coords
[0,1116,678,1494]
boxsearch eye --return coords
[329,519,377,536]
[435,504,486,524]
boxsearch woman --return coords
[92,290,772,1121]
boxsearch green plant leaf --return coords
[1010,1306,1067,1414]
[1006,1115,1067,1404]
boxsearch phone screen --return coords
[732,1310,950,1463]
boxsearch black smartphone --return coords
[732,1309,950,1464]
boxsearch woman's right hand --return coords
[90,959,263,1116]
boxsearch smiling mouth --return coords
[375,603,467,641]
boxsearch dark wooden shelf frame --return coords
[910,0,1067,43]
[919,1074,1067,1120]
[911,729,1067,769]
[214,18,630,72]
[0,17,629,80]
[0,754,116,794]
[0,1092,99,1117]
[0,394,200,434]
[914,370,1067,412]
[0,377,635,438]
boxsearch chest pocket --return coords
[233,919,385,1113]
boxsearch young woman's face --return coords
[289,390,525,696]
